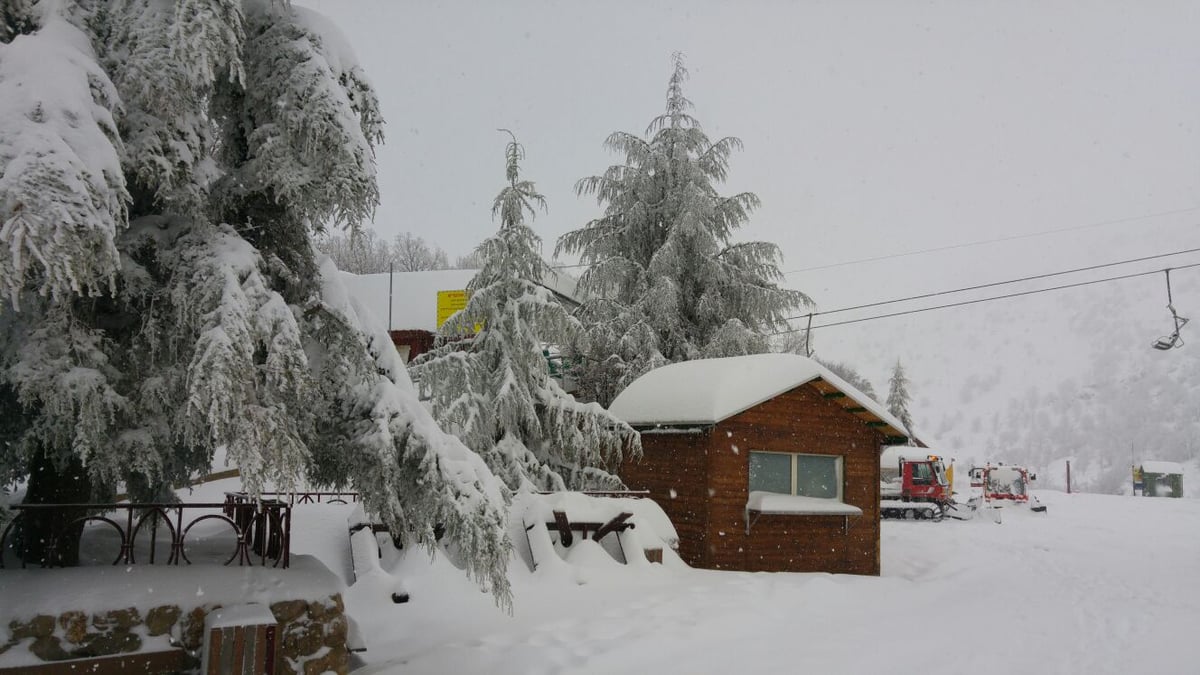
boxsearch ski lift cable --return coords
[772,262,1200,334]
[780,246,1200,323]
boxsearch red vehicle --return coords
[970,464,1047,513]
[879,447,955,521]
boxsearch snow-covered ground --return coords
[348,490,1199,675]
[4,481,1195,673]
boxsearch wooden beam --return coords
[552,510,573,547]
[866,421,889,427]
[822,392,846,399]
[845,406,867,413]
[592,512,633,541]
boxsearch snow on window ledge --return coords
[745,491,863,516]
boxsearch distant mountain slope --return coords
[811,255,1200,494]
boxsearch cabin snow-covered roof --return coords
[608,353,909,441]
[1141,461,1184,475]
[339,267,585,333]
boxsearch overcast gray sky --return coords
[299,0,1200,315]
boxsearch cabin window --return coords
[749,451,843,500]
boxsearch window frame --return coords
[748,450,844,501]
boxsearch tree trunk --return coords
[16,449,91,566]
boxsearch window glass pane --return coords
[749,452,792,494]
[795,455,838,498]
[912,462,932,484]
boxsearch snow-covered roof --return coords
[608,353,909,440]
[540,267,586,303]
[339,269,476,332]
[1141,461,1184,475]
[339,268,584,333]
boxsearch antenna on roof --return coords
[1152,269,1188,350]
[804,313,814,357]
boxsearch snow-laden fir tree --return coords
[557,54,812,405]
[412,133,640,493]
[0,0,511,603]
[886,359,916,443]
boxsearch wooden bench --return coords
[546,510,635,547]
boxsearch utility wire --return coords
[774,262,1200,335]
[781,206,1200,275]
[781,246,1200,322]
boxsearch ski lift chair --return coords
[1153,270,1189,350]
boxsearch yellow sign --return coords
[436,290,469,329]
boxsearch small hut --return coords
[609,353,909,576]
[1139,461,1184,498]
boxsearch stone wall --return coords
[1,595,348,675]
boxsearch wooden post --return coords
[552,511,573,547]
[1066,460,1072,494]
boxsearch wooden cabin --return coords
[609,354,909,576]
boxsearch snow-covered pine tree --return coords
[412,132,640,494]
[886,359,916,443]
[0,0,511,602]
[557,54,812,405]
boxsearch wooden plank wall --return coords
[618,431,711,567]
[709,383,882,575]
[618,382,883,575]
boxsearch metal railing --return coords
[0,499,291,570]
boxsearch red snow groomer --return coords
[973,464,1047,513]
[879,446,956,521]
